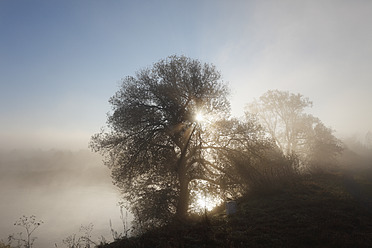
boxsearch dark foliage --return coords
[91,55,231,228]
[100,170,372,248]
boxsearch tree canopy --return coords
[248,90,342,170]
[91,57,342,230]
[91,55,234,227]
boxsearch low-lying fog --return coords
[0,149,131,248]
[1,138,371,248]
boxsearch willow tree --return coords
[91,55,230,227]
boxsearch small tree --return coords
[248,90,313,155]
[8,215,43,248]
[305,121,343,170]
[248,90,342,170]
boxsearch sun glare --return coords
[193,193,222,212]
[195,112,204,122]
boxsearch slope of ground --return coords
[102,169,372,248]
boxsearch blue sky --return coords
[1,0,372,150]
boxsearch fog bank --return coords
[0,149,130,248]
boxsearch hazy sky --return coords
[1,0,371,149]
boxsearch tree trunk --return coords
[175,124,195,220]
[175,170,189,220]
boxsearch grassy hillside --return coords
[102,169,372,248]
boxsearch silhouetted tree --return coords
[248,90,313,155]
[248,90,342,169]
[305,121,343,169]
[91,55,231,227]
[213,114,299,195]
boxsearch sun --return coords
[195,112,204,122]
[193,192,222,212]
